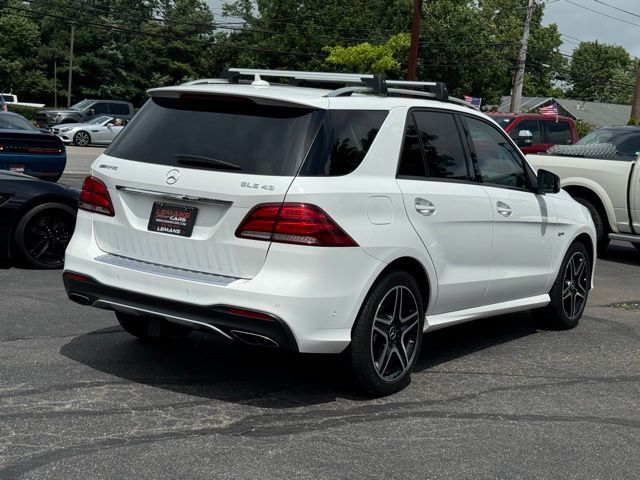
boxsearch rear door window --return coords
[412,110,469,180]
[106,95,325,176]
[91,103,110,114]
[544,120,573,145]
[110,103,130,115]
[397,117,427,178]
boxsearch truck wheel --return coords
[575,197,608,256]
[73,131,91,147]
[349,270,424,397]
[533,241,591,330]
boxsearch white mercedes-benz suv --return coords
[63,69,596,396]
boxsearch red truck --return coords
[488,113,578,154]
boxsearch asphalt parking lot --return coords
[1,148,640,479]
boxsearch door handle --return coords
[415,198,436,216]
[496,201,512,217]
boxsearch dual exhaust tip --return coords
[67,293,280,348]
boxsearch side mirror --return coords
[537,169,561,195]
[517,130,533,147]
[87,108,95,116]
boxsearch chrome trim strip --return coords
[93,299,233,339]
[230,330,280,348]
[609,233,640,244]
[95,254,241,286]
[115,185,233,206]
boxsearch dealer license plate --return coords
[147,202,198,237]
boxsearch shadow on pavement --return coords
[60,310,539,407]
[600,242,640,267]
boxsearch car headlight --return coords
[60,127,72,132]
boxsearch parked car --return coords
[0,111,66,181]
[36,99,134,128]
[528,126,640,255]
[63,69,596,396]
[51,115,125,146]
[488,113,578,154]
[0,170,78,268]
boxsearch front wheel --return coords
[533,241,591,330]
[73,131,91,147]
[349,271,424,397]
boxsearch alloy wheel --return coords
[23,209,74,268]
[370,285,421,382]
[74,131,89,146]
[562,251,589,320]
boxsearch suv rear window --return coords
[106,95,324,176]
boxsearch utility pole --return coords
[67,23,75,108]
[407,0,423,81]
[54,58,57,108]
[630,62,640,124]
[510,0,534,112]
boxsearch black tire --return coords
[13,202,76,269]
[633,243,640,253]
[115,312,191,341]
[533,241,591,330]
[349,270,424,397]
[73,130,91,147]
[574,197,609,256]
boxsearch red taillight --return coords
[63,271,93,282]
[78,176,115,216]
[226,307,274,321]
[235,203,358,247]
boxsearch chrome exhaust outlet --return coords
[230,330,280,348]
[68,293,91,306]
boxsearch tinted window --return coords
[110,103,130,115]
[299,110,387,176]
[509,119,541,143]
[107,96,323,176]
[616,134,640,158]
[465,117,529,189]
[91,102,110,114]
[544,121,572,144]
[413,111,468,180]
[397,117,426,178]
[0,114,37,131]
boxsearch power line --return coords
[564,0,640,28]
[592,0,640,18]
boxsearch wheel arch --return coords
[376,256,433,314]
[562,182,616,233]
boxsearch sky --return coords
[206,0,640,58]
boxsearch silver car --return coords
[51,115,124,146]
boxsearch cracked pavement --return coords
[1,242,639,479]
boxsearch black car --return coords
[0,171,78,269]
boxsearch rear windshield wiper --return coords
[174,154,242,171]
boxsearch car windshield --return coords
[491,116,513,130]
[0,113,37,131]
[70,99,93,111]
[87,116,112,125]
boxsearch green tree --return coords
[325,33,410,75]
[569,41,634,104]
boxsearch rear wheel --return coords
[14,202,76,269]
[73,131,91,147]
[116,312,192,341]
[574,197,608,256]
[349,271,424,397]
[533,241,591,330]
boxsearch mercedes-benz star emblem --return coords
[165,169,180,185]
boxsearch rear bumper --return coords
[63,273,299,351]
[0,153,66,180]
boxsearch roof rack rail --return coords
[219,68,449,101]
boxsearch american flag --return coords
[539,103,558,116]
[0,94,7,112]
[463,95,482,109]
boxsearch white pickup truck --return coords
[1,93,45,108]
[527,126,640,255]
